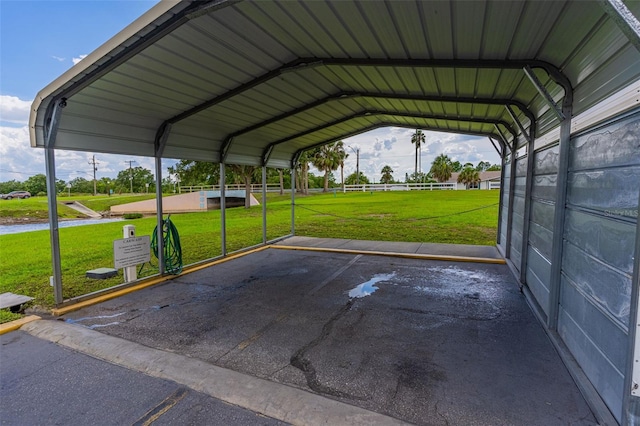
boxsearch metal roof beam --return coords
[161,58,560,135]
[494,124,513,153]
[154,122,173,157]
[44,98,67,148]
[523,66,564,121]
[505,104,532,143]
[289,122,501,169]
[263,111,517,165]
[488,137,503,158]
[226,92,535,145]
[599,0,640,53]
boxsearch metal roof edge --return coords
[29,0,199,148]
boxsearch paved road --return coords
[1,331,288,426]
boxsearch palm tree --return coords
[296,151,313,195]
[457,167,480,189]
[429,154,453,183]
[380,165,394,184]
[335,141,348,190]
[312,142,342,192]
[411,129,426,175]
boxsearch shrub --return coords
[123,213,143,219]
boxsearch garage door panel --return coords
[558,307,624,423]
[560,277,627,371]
[562,232,632,327]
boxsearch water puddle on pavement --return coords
[65,312,125,329]
[348,272,396,298]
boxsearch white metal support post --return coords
[44,98,66,305]
[505,145,517,259]
[154,156,165,274]
[290,167,295,235]
[624,186,640,424]
[220,163,227,256]
[45,147,63,304]
[547,91,573,331]
[262,166,267,244]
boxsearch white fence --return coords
[178,184,284,193]
[343,182,457,192]
[179,181,500,193]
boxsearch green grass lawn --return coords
[0,194,158,221]
[0,190,499,309]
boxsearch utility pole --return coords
[349,145,360,185]
[124,160,136,193]
[88,155,98,196]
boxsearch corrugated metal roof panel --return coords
[29,0,640,168]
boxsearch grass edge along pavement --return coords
[0,190,500,312]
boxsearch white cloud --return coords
[0,125,44,180]
[52,56,66,62]
[0,116,177,183]
[72,54,88,65]
[330,127,500,183]
[0,95,32,125]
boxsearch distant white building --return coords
[446,171,502,190]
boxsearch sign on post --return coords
[113,236,151,269]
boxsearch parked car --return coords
[0,191,31,199]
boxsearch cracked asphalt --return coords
[59,248,597,425]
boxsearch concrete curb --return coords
[0,315,41,335]
[21,320,408,426]
[271,244,507,264]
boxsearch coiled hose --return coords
[151,215,183,274]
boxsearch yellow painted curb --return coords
[0,315,41,335]
[271,245,507,265]
[52,245,269,316]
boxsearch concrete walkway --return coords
[275,236,503,259]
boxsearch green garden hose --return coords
[151,216,183,274]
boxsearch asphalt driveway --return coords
[56,247,596,425]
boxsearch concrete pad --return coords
[86,267,118,279]
[338,240,419,253]
[0,292,33,310]
[276,236,501,259]
[417,242,502,259]
[56,249,595,425]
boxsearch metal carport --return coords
[29,1,640,423]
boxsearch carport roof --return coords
[30,0,640,168]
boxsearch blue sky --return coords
[0,0,499,185]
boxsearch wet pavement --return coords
[57,247,597,425]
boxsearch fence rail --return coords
[343,183,457,192]
[177,181,501,193]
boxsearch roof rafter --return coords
[263,110,516,165]
[158,58,565,150]
[223,91,534,144]
[289,122,503,168]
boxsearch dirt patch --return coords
[0,217,49,225]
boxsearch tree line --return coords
[0,167,168,196]
[1,131,500,197]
